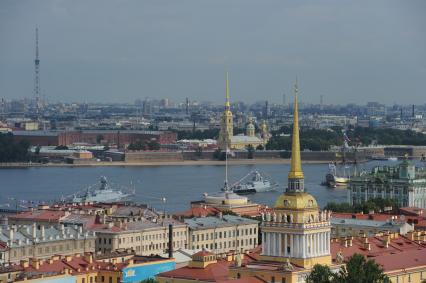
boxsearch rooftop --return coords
[184,215,258,230]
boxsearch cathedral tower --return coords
[260,81,332,269]
[218,73,234,149]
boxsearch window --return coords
[271,276,275,283]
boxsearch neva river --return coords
[0,160,405,213]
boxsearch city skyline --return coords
[0,0,425,104]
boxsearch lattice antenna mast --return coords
[34,27,41,113]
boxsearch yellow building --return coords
[217,73,269,150]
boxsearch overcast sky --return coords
[0,0,425,105]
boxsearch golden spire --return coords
[288,80,304,179]
[225,72,230,109]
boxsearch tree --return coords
[306,264,335,283]
[96,134,104,144]
[256,144,264,150]
[128,140,146,151]
[213,149,225,161]
[0,133,30,162]
[337,254,389,283]
[195,146,203,157]
[147,140,160,150]
[247,145,254,159]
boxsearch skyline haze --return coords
[0,0,425,105]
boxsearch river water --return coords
[0,160,410,213]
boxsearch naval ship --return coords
[70,176,134,203]
[231,170,277,195]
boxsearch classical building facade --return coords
[217,73,269,150]
[348,159,426,209]
[184,215,259,255]
[93,219,187,256]
[0,223,95,265]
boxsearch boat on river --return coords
[70,176,134,203]
[231,170,277,195]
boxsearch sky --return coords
[0,0,425,105]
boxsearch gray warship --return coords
[71,176,134,203]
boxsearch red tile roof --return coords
[9,210,66,222]
[175,207,220,218]
[158,260,231,282]
[330,234,426,272]
[217,277,266,283]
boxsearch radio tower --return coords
[34,27,41,116]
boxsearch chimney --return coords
[364,242,371,251]
[41,225,45,240]
[30,258,40,269]
[8,228,14,242]
[168,224,173,259]
[20,260,29,268]
[84,253,93,264]
[347,237,353,247]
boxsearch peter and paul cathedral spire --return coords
[287,80,305,193]
[218,72,234,149]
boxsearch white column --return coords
[327,232,330,254]
[278,234,282,256]
[290,234,293,257]
[316,233,320,256]
[284,234,288,257]
[267,233,272,255]
[312,234,318,256]
[262,233,265,255]
[272,233,276,256]
[302,235,306,258]
[294,235,298,257]
[318,233,321,256]
[265,233,269,255]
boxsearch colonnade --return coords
[262,231,330,258]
